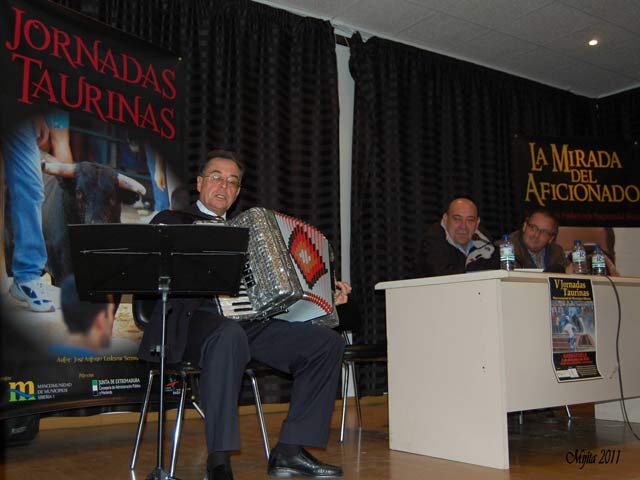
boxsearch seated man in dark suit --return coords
[138,149,346,480]
[508,209,568,272]
[415,197,498,277]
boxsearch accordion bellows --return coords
[218,207,338,328]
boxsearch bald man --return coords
[415,197,499,277]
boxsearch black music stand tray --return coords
[69,223,249,480]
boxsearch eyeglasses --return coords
[201,172,241,189]
[526,222,554,238]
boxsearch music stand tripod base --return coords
[146,466,181,480]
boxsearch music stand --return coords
[69,223,249,480]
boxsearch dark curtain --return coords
[596,88,640,139]
[55,0,341,404]
[86,0,341,239]
[349,35,596,395]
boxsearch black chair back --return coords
[335,300,362,333]
[132,296,159,330]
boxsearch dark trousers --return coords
[188,310,345,453]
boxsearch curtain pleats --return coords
[84,1,341,244]
[596,89,640,139]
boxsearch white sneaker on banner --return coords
[9,278,56,312]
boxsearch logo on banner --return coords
[8,380,36,401]
[92,377,142,396]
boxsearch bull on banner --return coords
[0,0,183,418]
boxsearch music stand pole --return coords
[148,275,174,480]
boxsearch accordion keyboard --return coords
[217,284,260,319]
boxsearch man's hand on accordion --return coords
[335,280,352,306]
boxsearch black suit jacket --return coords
[415,222,499,278]
[137,205,225,364]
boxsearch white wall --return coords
[613,228,640,277]
[336,44,354,284]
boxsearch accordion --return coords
[216,207,338,328]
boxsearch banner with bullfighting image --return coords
[549,277,601,382]
[0,0,184,415]
[512,135,640,227]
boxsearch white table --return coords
[376,271,640,469]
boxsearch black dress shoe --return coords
[267,448,343,478]
[207,463,234,480]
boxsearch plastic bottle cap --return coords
[574,240,581,246]
[502,234,509,241]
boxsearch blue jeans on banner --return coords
[3,117,54,312]
[3,119,47,283]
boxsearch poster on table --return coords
[548,277,601,382]
[0,0,184,414]
[512,135,640,227]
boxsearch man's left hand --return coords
[335,281,352,306]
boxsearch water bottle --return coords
[572,240,587,274]
[499,234,515,271]
[591,244,606,275]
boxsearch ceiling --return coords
[255,0,640,98]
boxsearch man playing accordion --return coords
[138,149,349,480]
